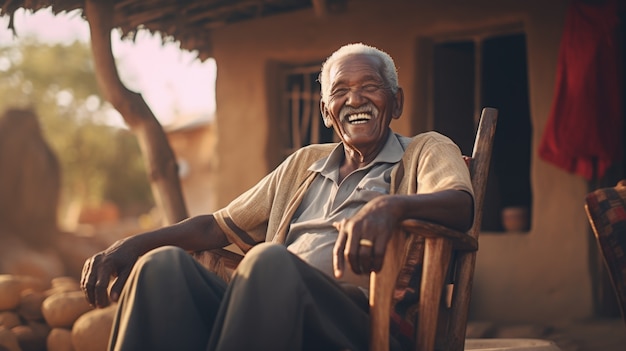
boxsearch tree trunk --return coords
[84,0,188,225]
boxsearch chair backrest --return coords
[442,107,498,350]
[584,180,626,327]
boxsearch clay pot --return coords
[501,206,530,232]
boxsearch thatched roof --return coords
[0,0,346,60]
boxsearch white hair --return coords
[319,43,399,104]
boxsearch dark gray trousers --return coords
[109,243,402,351]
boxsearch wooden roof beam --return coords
[312,0,328,17]
[312,0,348,17]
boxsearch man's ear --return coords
[320,100,333,127]
[392,87,404,119]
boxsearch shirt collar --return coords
[308,131,405,177]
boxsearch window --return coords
[430,27,532,232]
[279,63,336,157]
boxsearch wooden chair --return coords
[584,179,626,327]
[370,107,497,351]
[194,107,498,351]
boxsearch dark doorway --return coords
[432,31,532,232]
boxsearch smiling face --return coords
[321,53,403,160]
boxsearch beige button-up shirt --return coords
[286,132,410,290]
[213,130,473,294]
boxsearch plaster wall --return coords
[471,1,593,323]
[167,124,218,217]
[209,0,593,323]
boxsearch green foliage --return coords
[0,36,154,218]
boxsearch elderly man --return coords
[81,43,473,351]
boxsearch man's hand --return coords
[333,196,399,278]
[80,238,140,308]
[79,215,231,308]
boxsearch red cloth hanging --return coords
[539,0,623,181]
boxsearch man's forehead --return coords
[329,53,383,81]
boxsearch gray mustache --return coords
[339,103,379,122]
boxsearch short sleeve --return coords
[415,133,474,197]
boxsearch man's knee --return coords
[236,242,292,275]
[135,245,189,275]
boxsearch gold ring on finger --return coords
[359,238,374,247]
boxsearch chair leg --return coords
[416,237,452,351]
[447,252,477,351]
[370,230,410,351]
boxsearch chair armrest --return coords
[400,219,478,251]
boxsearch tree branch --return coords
[85,0,188,225]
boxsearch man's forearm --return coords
[385,190,474,232]
[124,214,231,256]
